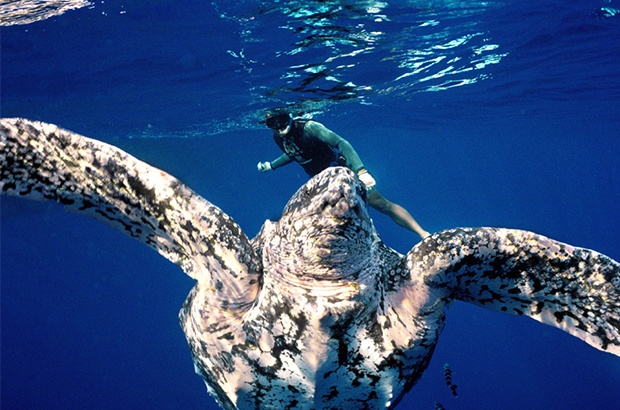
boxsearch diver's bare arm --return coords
[270,153,295,170]
[305,121,364,171]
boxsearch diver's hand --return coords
[357,168,376,190]
[257,161,272,172]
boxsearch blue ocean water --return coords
[1,0,619,409]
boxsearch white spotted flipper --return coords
[0,118,261,318]
[401,227,620,355]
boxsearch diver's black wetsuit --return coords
[272,119,362,177]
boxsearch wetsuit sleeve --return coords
[304,121,365,172]
[270,152,295,170]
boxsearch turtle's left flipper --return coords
[406,228,620,355]
[0,118,260,313]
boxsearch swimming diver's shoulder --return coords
[302,119,328,136]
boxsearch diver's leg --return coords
[367,190,430,239]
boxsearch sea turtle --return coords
[1,118,619,409]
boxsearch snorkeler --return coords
[257,111,430,239]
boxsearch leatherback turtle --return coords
[1,118,619,409]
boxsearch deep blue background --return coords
[2,1,619,409]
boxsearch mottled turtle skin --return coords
[1,118,619,409]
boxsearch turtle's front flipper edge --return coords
[0,118,261,313]
[401,227,620,356]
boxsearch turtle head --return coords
[267,167,378,283]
